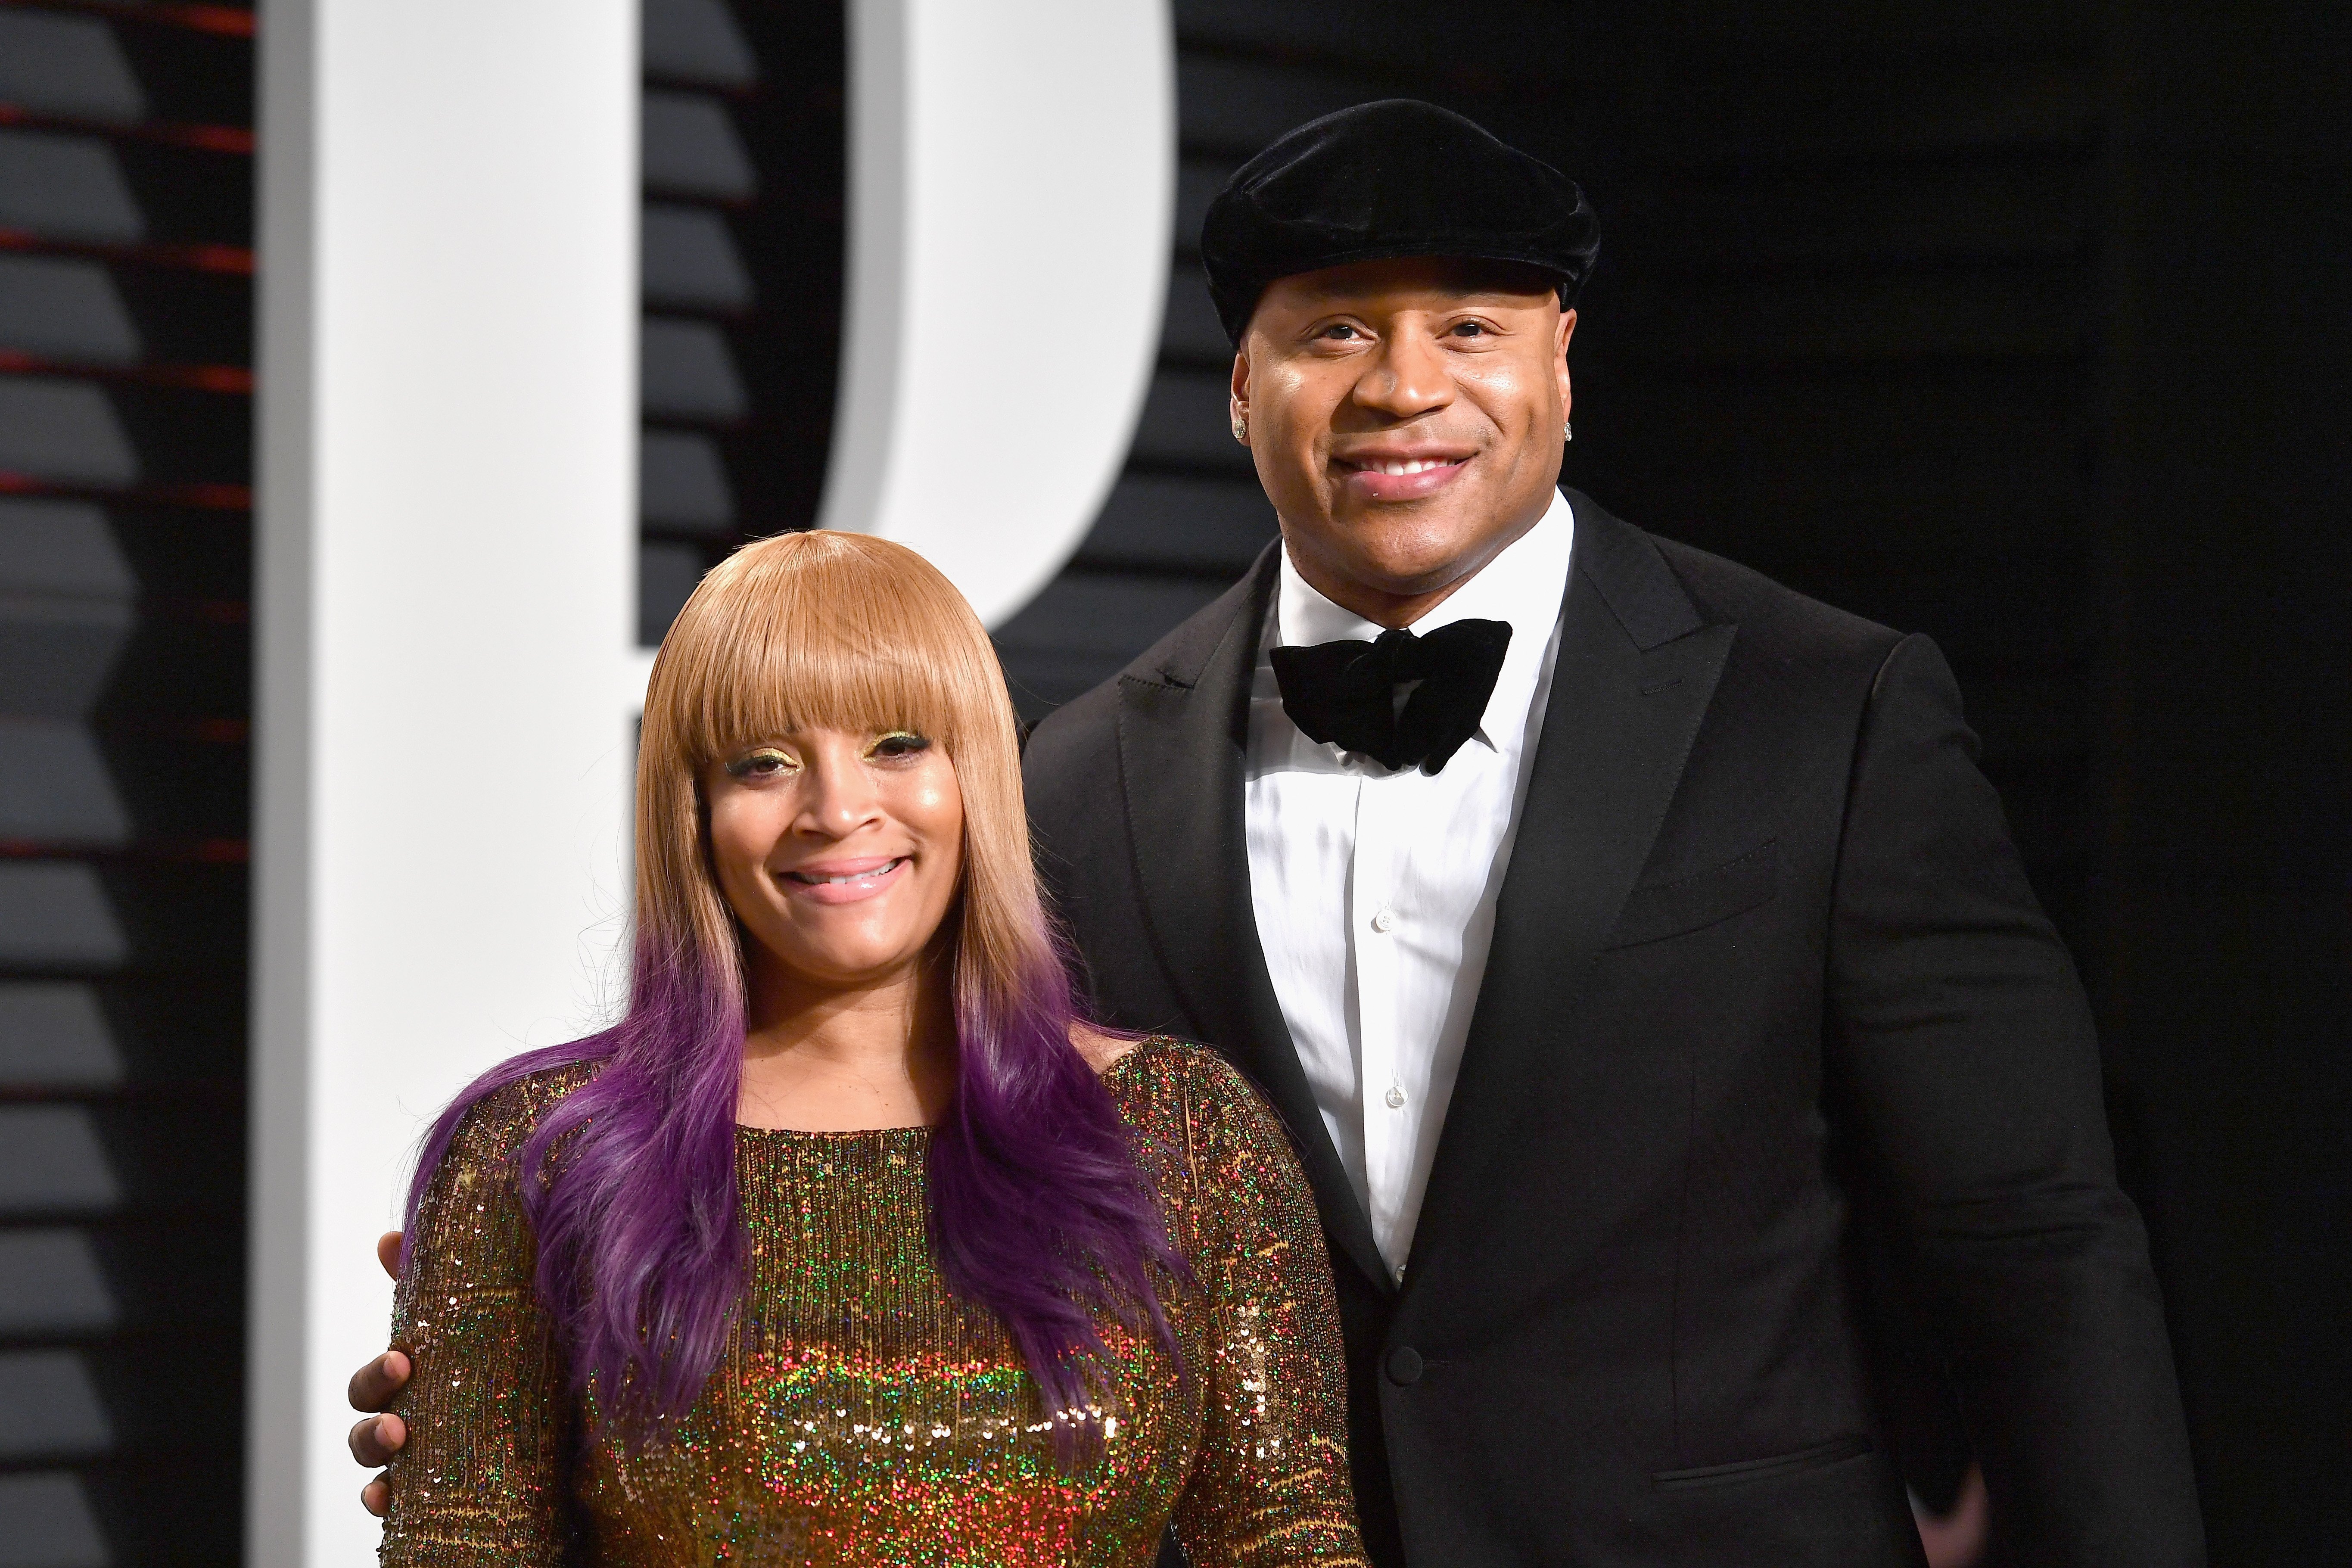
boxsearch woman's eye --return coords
[869,731,931,760]
[725,749,796,779]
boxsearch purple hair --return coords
[404,925,1185,1455]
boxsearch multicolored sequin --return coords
[379,1038,1366,1566]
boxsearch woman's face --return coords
[703,725,965,991]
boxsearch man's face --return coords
[1232,256,1574,627]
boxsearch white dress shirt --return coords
[1244,489,1576,1278]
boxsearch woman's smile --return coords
[780,854,910,904]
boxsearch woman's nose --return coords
[797,753,884,835]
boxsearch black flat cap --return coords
[1201,99,1599,345]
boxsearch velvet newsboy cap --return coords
[1201,99,1600,345]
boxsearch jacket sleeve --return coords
[1826,633,2203,1566]
[379,1087,574,1568]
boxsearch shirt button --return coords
[1384,1085,1407,1110]
[1370,908,1397,933]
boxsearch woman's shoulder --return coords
[435,1057,603,1171]
[1100,1036,1290,1148]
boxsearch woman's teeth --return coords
[790,858,903,887]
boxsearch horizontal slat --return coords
[1609,263,2091,362]
[0,984,123,1091]
[1173,157,1231,257]
[0,255,142,367]
[0,131,143,246]
[0,1230,118,1337]
[1073,473,1273,577]
[0,379,139,487]
[642,90,756,200]
[1598,467,2091,560]
[1127,368,1251,473]
[0,865,123,971]
[1175,54,1384,158]
[640,317,746,421]
[0,1469,109,1567]
[639,539,704,647]
[0,721,128,846]
[1623,156,2090,270]
[1627,49,2095,170]
[640,429,734,532]
[1159,259,1227,364]
[1176,0,1583,72]
[642,203,753,311]
[1593,361,2091,466]
[0,1109,119,1216]
[0,1350,112,1462]
[0,501,135,600]
[993,571,1231,713]
[0,12,147,125]
[642,0,758,89]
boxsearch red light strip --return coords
[12,1,258,39]
[0,228,254,274]
[0,351,253,393]
[0,471,253,511]
[0,105,255,154]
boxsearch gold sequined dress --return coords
[380,1037,1366,1567]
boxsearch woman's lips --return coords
[781,856,908,905]
[1338,456,1471,502]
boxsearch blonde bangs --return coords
[653,531,1003,768]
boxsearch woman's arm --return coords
[1164,1053,1368,1568]
[380,1082,575,1567]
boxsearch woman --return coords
[377,532,1365,1567]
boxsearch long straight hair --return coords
[406,531,1181,1449]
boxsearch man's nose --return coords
[1354,328,1453,418]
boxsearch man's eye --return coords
[1449,321,1490,337]
[1319,324,1361,340]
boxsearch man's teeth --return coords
[1363,458,1455,475]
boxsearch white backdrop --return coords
[248,1,1172,1563]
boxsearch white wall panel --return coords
[250,0,641,1563]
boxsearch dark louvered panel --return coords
[0,2,252,1563]
[636,0,843,646]
[1573,16,2104,934]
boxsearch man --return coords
[351,102,2202,1565]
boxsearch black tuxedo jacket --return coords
[1023,495,2201,1567]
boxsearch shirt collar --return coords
[1269,487,1577,756]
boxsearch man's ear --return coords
[1229,345,1251,416]
[1556,307,1577,417]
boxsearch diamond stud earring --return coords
[1231,412,1248,445]
[1563,420,1574,443]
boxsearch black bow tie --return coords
[1270,619,1512,774]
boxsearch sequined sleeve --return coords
[1127,1043,1368,1567]
[379,1070,582,1568]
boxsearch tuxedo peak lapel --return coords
[1112,545,1391,1292]
[1405,502,1736,1288]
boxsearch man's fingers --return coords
[361,1475,390,1518]
[348,1412,407,1468]
[377,1231,403,1280]
[347,1350,411,1414]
